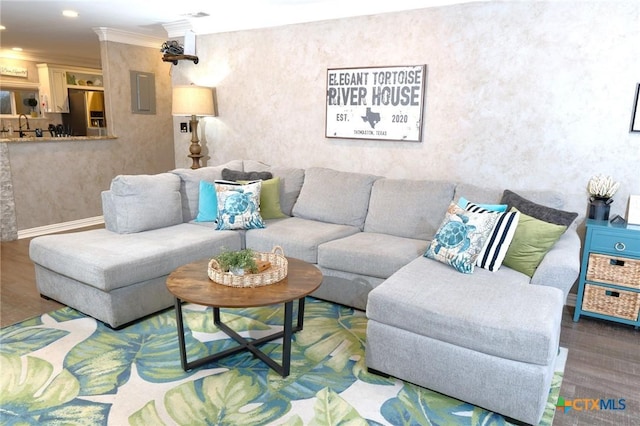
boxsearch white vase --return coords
[230,267,245,276]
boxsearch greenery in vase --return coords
[215,249,258,274]
[587,174,620,199]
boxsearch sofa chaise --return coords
[29,159,581,425]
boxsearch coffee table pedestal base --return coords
[174,297,306,377]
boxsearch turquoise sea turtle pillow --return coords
[425,203,499,274]
[214,180,265,230]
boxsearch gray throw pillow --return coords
[500,189,577,227]
[221,168,273,181]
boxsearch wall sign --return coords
[325,65,427,142]
[0,65,28,78]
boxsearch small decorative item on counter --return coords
[26,98,38,117]
[587,174,620,220]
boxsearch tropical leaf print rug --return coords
[0,297,565,425]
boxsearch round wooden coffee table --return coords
[166,257,322,377]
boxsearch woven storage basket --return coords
[586,253,640,289]
[208,246,288,288]
[583,284,640,321]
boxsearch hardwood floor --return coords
[1,229,638,425]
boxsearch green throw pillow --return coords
[239,177,286,220]
[502,208,567,277]
[257,177,286,220]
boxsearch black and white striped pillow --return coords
[465,203,520,271]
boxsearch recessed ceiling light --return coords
[62,10,79,18]
[0,25,6,30]
[181,12,210,18]
[12,47,23,51]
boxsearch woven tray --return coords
[208,246,288,288]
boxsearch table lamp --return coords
[172,85,216,169]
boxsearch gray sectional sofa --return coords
[29,159,581,425]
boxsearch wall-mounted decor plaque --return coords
[0,65,28,78]
[631,83,640,132]
[325,65,427,142]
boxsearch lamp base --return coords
[189,153,202,170]
[189,116,202,169]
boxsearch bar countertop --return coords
[0,135,117,143]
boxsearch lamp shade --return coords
[172,85,216,117]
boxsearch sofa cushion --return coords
[170,160,244,222]
[454,184,504,206]
[29,224,242,291]
[364,178,455,240]
[424,203,499,274]
[318,232,427,279]
[292,167,380,229]
[366,256,563,366]
[101,173,183,234]
[245,217,360,263]
[214,180,265,230]
[242,160,305,216]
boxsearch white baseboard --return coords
[566,293,576,307]
[18,216,104,239]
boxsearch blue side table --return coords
[573,219,640,327]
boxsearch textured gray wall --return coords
[6,42,175,232]
[172,1,640,224]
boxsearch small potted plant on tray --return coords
[215,249,259,275]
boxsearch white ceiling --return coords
[0,0,482,68]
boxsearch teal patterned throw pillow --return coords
[425,203,499,274]
[214,180,265,230]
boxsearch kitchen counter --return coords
[0,135,117,143]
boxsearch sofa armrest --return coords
[530,228,581,303]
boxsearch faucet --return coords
[18,114,30,137]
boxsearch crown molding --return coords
[163,20,193,39]
[93,27,166,49]
[0,50,101,69]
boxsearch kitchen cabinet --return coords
[37,64,69,113]
[37,64,103,114]
[65,70,103,90]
